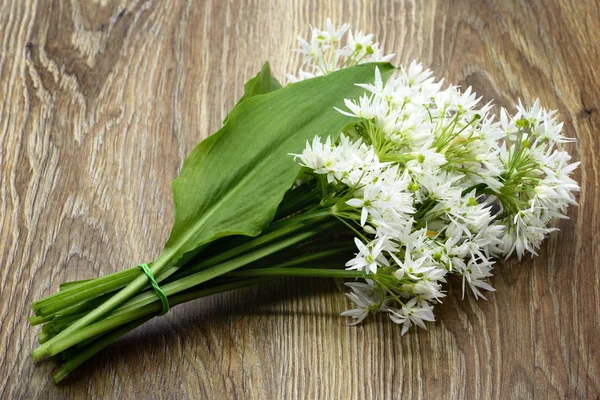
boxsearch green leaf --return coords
[225,62,282,125]
[238,62,282,103]
[154,63,395,276]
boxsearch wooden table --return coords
[1,1,598,398]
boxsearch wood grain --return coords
[1,0,598,398]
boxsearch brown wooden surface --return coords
[1,1,599,399]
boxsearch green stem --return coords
[47,266,363,360]
[274,186,320,219]
[32,268,141,316]
[333,214,368,242]
[59,279,92,291]
[38,330,50,344]
[31,208,332,325]
[37,244,353,340]
[51,316,153,384]
[31,291,116,326]
[36,244,352,334]
[44,225,333,356]
[50,265,363,382]
[43,244,358,379]
[160,209,333,285]
[105,226,334,319]
[227,268,365,279]
[55,277,271,382]
[31,251,176,361]
[186,211,329,271]
[51,277,273,382]
[258,245,354,269]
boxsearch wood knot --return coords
[581,108,594,118]
[25,42,34,58]
[116,8,126,22]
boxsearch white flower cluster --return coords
[287,18,394,82]
[291,21,580,334]
[497,100,580,258]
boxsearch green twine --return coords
[138,263,170,315]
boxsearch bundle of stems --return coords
[29,187,362,383]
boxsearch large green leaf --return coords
[153,63,395,275]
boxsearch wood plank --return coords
[0,0,598,398]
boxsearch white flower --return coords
[501,210,556,259]
[356,67,394,101]
[296,36,318,58]
[340,282,385,325]
[391,247,431,281]
[346,184,383,226]
[319,18,349,43]
[335,93,385,120]
[290,20,393,82]
[458,260,496,300]
[388,298,436,335]
[344,30,374,54]
[406,146,448,175]
[515,99,574,145]
[346,237,390,273]
[292,136,338,181]
[397,61,437,92]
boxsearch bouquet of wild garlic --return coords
[30,19,580,383]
